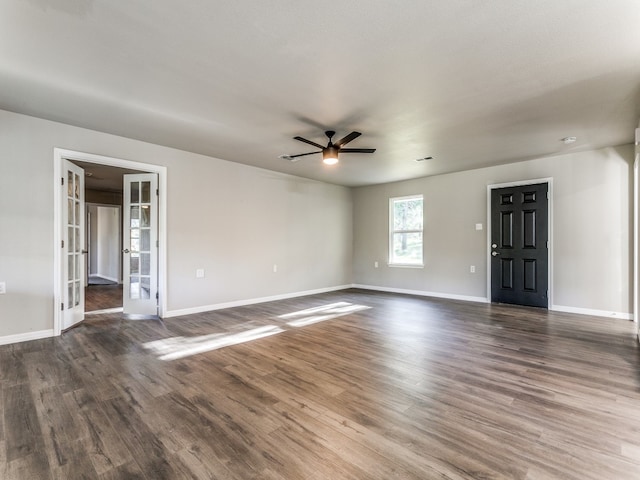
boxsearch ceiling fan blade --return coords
[339,148,376,153]
[334,131,361,148]
[288,150,322,158]
[294,136,325,150]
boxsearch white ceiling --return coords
[2,1,639,187]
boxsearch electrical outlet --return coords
[374,261,379,268]
[273,264,278,273]
[0,282,5,294]
[196,269,205,278]
[470,265,476,273]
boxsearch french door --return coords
[61,160,85,329]
[123,173,158,316]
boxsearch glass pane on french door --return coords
[123,174,158,316]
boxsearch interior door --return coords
[123,173,158,316]
[62,160,85,329]
[491,183,548,308]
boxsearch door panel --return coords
[500,258,513,289]
[62,160,85,329]
[123,173,158,316]
[491,183,548,308]
[501,211,513,247]
[523,259,537,291]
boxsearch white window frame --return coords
[389,194,424,267]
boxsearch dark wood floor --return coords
[2,289,640,479]
[85,284,123,312]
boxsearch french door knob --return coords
[492,251,500,256]
[122,248,130,254]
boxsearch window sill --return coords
[388,263,424,269]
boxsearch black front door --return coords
[491,183,548,308]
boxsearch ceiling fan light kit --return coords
[284,130,376,165]
[322,146,340,165]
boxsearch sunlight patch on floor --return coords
[279,302,371,327]
[86,307,124,315]
[143,325,285,360]
[143,302,370,360]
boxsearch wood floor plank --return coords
[1,289,640,479]
[269,399,430,480]
[32,386,85,471]
[317,402,513,480]
[96,461,146,480]
[2,453,53,480]
[65,389,134,475]
[0,346,28,387]
[101,396,192,480]
[3,383,48,463]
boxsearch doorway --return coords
[53,149,167,335]
[87,204,121,287]
[487,179,552,308]
[86,203,122,313]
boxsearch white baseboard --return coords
[355,286,633,320]
[550,304,633,320]
[164,285,353,318]
[352,284,489,303]
[0,329,54,346]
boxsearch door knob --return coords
[492,251,500,256]
[491,243,497,248]
[122,248,130,254]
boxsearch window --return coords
[389,195,423,266]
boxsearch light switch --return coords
[196,269,205,278]
[475,223,483,231]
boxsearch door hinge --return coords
[61,239,64,248]
[156,292,159,300]
[61,302,64,311]
[156,189,159,196]
[61,177,64,186]
[546,241,549,249]
[156,240,159,248]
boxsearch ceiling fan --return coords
[281,130,376,165]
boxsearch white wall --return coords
[0,109,353,338]
[87,204,99,275]
[353,145,634,317]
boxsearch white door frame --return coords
[53,148,167,335]
[486,177,553,308]
[634,141,639,339]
